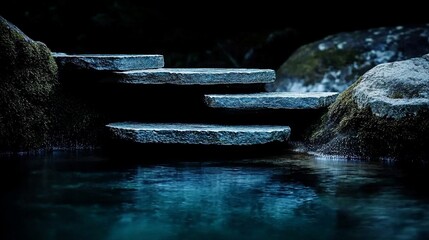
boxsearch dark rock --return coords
[0,16,58,151]
[269,25,429,92]
[310,56,429,160]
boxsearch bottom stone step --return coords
[106,122,291,146]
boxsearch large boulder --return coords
[268,25,429,92]
[310,56,429,160]
[0,16,58,151]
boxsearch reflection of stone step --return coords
[106,122,290,145]
[53,53,164,71]
[205,92,339,110]
[112,68,275,85]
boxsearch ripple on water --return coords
[2,152,429,240]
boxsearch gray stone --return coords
[53,53,164,71]
[205,92,339,110]
[310,55,429,160]
[353,57,429,119]
[269,25,429,92]
[106,122,290,145]
[112,68,275,85]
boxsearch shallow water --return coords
[2,152,429,240]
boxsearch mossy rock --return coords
[269,25,429,92]
[0,16,58,151]
[310,56,429,161]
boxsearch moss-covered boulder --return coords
[310,56,429,160]
[0,16,58,151]
[268,25,429,92]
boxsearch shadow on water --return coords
[2,150,429,240]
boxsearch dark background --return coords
[2,1,429,69]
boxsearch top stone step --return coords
[112,68,275,85]
[53,53,164,71]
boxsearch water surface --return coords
[2,152,429,240]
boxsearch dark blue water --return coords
[2,152,429,240]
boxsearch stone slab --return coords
[106,122,290,145]
[204,92,339,110]
[112,68,275,85]
[53,53,164,71]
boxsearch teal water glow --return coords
[2,152,429,240]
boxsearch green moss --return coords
[0,17,110,152]
[387,84,420,99]
[388,92,405,99]
[49,89,104,149]
[0,16,58,151]
[310,77,429,160]
[278,43,361,85]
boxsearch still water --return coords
[2,151,429,240]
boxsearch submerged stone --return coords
[53,53,164,71]
[112,68,275,85]
[205,92,338,110]
[106,122,290,145]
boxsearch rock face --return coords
[354,57,429,119]
[205,92,338,110]
[311,56,429,160]
[107,122,291,145]
[113,68,275,85]
[53,53,164,71]
[269,25,429,92]
[0,16,58,151]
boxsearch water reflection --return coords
[2,152,429,240]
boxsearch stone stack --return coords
[54,53,338,147]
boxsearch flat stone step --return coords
[204,92,339,110]
[53,53,164,71]
[111,68,275,85]
[106,122,290,145]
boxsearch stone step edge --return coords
[111,68,276,85]
[106,122,291,146]
[53,53,165,71]
[204,92,339,110]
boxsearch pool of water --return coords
[2,151,429,240]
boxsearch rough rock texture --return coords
[269,25,429,92]
[205,92,338,110]
[113,68,275,85]
[354,57,429,119]
[107,122,291,145]
[310,56,429,160]
[53,53,164,71]
[0,16,58,151]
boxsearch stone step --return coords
[106,122,290,146]
[111,68,275,85]
[53,53,164,71]
[204,92,339,110]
